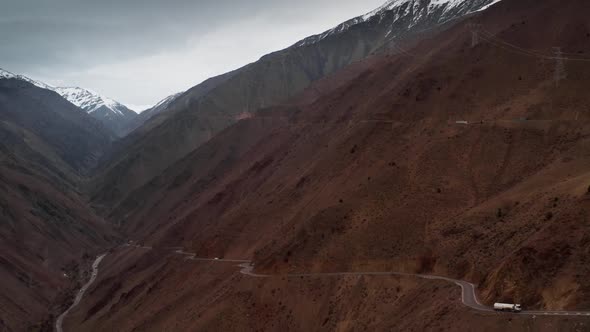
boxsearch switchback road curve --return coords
[236,262,590,317]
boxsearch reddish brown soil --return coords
[70,0,590,330]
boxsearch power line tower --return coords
[468,23,483,48]
[553,47,567,86]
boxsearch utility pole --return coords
[553,47,567,86]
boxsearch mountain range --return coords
[6,0,590,331]
[83,0,590,329]
[89,0,502,213]
[0,68,140,137]
[53,86,138,137]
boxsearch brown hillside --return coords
[70,0,590,330]
[0,80,118,330]
[90,0,499,213]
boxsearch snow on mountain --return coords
[53,86,132,116]
[0,68,134,118]
[149,92,183,112]
[52,86,137,136]
[295,0,502,47]
[0,68,55,90]
[1,68,137,136]
[123,92,184,134]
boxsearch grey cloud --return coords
[1,0,384,106]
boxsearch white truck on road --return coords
[494,303,522,312]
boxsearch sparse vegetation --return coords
[545,212,554,220]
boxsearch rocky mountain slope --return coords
[65,0,590,330]
[0,78,118,330]
[91,0,501,213]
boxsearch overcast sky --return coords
[1,0,384,111]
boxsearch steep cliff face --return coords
[91,0,501,212]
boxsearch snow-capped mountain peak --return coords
[361,0,503,21]
[295,0,502,47]
[0,67,55,90]
[52,86,138,136]
[151,92,183,110]
[0,68,131,116]
[1,68,137,136]
[54,87,129,116]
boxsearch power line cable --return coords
[479,28,590,62]
[480,27,590,58]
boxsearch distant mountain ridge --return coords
[125,92,184,134]
[0,67,54,90]
[0,68,137,137]
[53,86,138,137]
[0,77,114,172]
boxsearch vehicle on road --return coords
[494,303,522,312]
[214,257,220,260]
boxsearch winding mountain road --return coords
[177,250,590,317]
[237,262,590,316]
[55,254,106,332]
[56,246,590,332]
